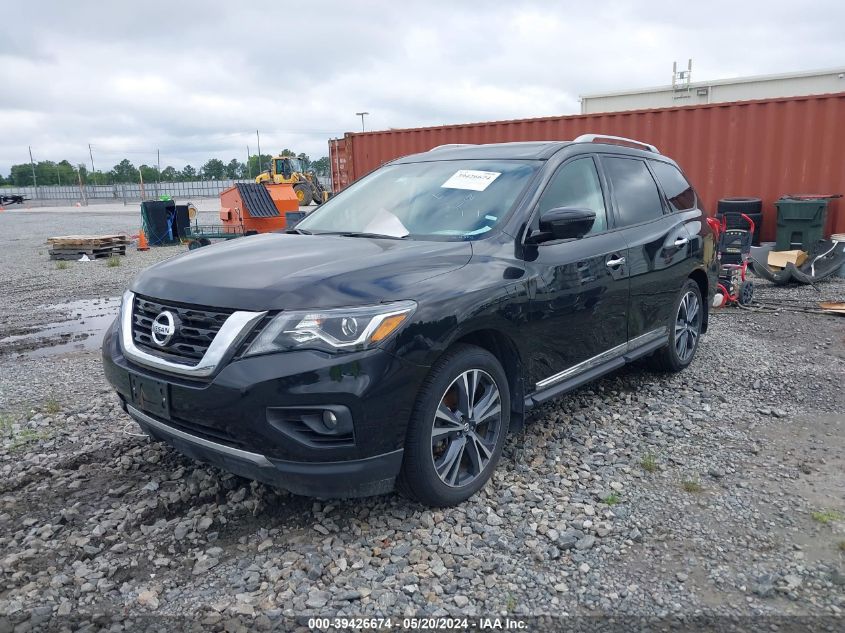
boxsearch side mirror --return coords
[528,207,596,243]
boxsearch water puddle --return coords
[0,297,121,358]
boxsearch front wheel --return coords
[398,344,510,507]
[649,279,703,372]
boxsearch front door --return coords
[524,156,630,389]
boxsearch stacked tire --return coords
[716,197,763,245]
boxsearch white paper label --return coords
[441,170,501,191]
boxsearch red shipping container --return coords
[329,92,845,241]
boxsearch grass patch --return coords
[44,398,61,414]
[106,255,121,267]
[55,261,69,270]
[505,594,516,612]
[9,428,49,451]
[0,414,13,436]
[811,509,844,525]
[602,492,621,506]
[681,479,703,493]
[641,453,658,473]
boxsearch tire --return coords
[648,279,704,373]
[738,280,754,305]
[187,239,202,250]
[244,230,258,236]
[716,211,763,245]
[293,184,313,206]
[717,197,762,215]
[398,344,510,507]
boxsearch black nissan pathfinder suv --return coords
[103,135,717,506]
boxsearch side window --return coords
[651,160,697,211]
[537,158,607,234]
[603,157,664,226]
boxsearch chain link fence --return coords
[0,177,331,207]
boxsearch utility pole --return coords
[88,144,96,185]
[355,112,369,132]
[28,146,37,189]
[246,145,252,180]
[255,130,262,173]
[76,165,87,206]
[56,163,61,186]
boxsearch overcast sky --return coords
[2,0,843,174]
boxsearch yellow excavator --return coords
[255,156,330,206]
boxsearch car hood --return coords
[131,233,472,311]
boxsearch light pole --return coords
[355,112,369,132]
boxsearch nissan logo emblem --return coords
[151,311,178,347]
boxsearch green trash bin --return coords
[775,196,830,251]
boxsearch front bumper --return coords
[102,322,428,498]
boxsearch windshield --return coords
[296,159,540,240]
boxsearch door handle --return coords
[674,237,689,247]
[606,256,626,268]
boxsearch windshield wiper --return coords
[286,227,312,235]
[339,232,408,240]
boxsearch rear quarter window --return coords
[650,160,697,211]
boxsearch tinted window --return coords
[297,159,540,240]
[537,158,607,234]
[603,157,664,226]
[651,161,696,211]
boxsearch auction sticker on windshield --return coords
[441,170,501,191]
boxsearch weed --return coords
[106,255,121,267]
[506,594,516,612]
[838,540,845,552]
[603,492,621,506]
[0,414,13,436]
[681,479,703,493]
[641,453,658,473]
[44,398,61,414]
[811,510,844,525]
[56,261,69,270]
[10,428,42,451]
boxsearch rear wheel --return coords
[398,344,510,507]
[739,280,754,305]
[293,184,313,206]
[649,279,703,372]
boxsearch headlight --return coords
[245,301,416,356]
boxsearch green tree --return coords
[110,159,140,183]
[10,164,34,186]
[139,164,159,183]
[278,149,295,157]
[160,166,178,181]
[225,158,245,179]
[180,164,197,180]
[247,154,272,178]
[311,156,329,176]
[201,158,226,180]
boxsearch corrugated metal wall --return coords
[329,92,845,241]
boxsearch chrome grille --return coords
[132,295,234,362]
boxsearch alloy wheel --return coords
[674,291,701,362]
[431,369,503,488]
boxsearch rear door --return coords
[599,155,692,345]
[523,156,630,388]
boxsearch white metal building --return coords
[579,66,845,114]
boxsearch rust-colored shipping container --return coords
[329,92,845,241]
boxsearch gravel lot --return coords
[0,207,843,630]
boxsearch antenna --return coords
[672,59,692,100]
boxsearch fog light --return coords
[322,410,338,430]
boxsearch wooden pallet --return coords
[49,245,127,261]
[47,234,130,248]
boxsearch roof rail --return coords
[429,144,475,151]
[573,134,659,154]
